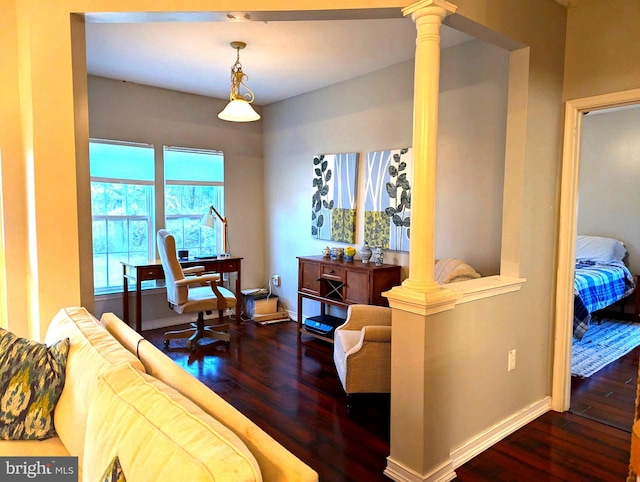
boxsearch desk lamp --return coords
[201,206,230,258]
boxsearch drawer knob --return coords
[329,269,334,274]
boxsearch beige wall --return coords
[577,106,640,274]
[262,0,566,466]
[564,0,640,101]
[0,0,28,334]
[436,39,509,276]
[0,0,595,478]
[2,0,407,336]
[264,38,508,319]
[86,76,265,322]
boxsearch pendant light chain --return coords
[217,40,260,122]
[229,45,255,103]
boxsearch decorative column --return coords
[385,0,457,314]
[384,1,459,481]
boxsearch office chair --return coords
[156,229,237,351]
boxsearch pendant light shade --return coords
[218,41,261,122]
[218,98,261,122]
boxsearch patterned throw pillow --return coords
[0,328,70,440]
[102,456,126,482]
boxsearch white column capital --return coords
[384,284,457,316]
[402,0,458,20]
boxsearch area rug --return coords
[572,318,640,378]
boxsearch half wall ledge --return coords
[447,275,526,304]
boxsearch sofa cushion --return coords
[0,329,69,440]
[133,338,318,482]
[43,307,145,468]
[84,364,262,482]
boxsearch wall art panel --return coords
[364,147,412,252]
[311,152,358,243]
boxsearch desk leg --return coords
[235,266,241,322]
[297,294,302,338]
[136,278,143,333]
[122,265,129,324]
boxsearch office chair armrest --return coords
[182,266,205,276]
[174,274,232,311]
[174,274,221,287]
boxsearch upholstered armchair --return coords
[157,229,237,351]
[333,304,392,408]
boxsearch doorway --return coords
[552,88,640,415]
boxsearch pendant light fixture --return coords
[218,41,261,122]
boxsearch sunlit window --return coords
[164,146,224,258]
[89,140,155,293]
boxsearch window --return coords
[89,140,155,293]
[164,146,224,258]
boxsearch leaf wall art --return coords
[311,152,358,243]
[364,148,412,252]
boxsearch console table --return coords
[297,255,401,342]
[121,256,242,333]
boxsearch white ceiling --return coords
[85,18,473,106]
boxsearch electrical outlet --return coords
[508,349,516,372]
[272,274,281,286]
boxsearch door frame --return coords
[552,88,640,412]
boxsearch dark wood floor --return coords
[569,345,640,432]
[143,318,636,482]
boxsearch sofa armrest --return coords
[338,304,391,332]
[136,339,318,482]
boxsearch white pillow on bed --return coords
[576,235,626,263]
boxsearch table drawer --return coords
[137,266,164,281]
[212,259,238,272]
[321,265,343,280]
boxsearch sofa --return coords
[0,307,318,482]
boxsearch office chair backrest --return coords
[157,229,187,306]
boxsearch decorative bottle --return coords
[360,242,372,264]
[374,246,384,265]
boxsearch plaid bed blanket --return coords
[573,259,636,340]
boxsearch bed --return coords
[573,235,636,340]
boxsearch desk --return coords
[121,257,242,332]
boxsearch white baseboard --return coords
[384,397,551,482]
[450,396,551,469]
[141,315,188,331]
[385,458,455,482]
[140,309,233,332]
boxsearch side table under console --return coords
[297,255,401,342]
